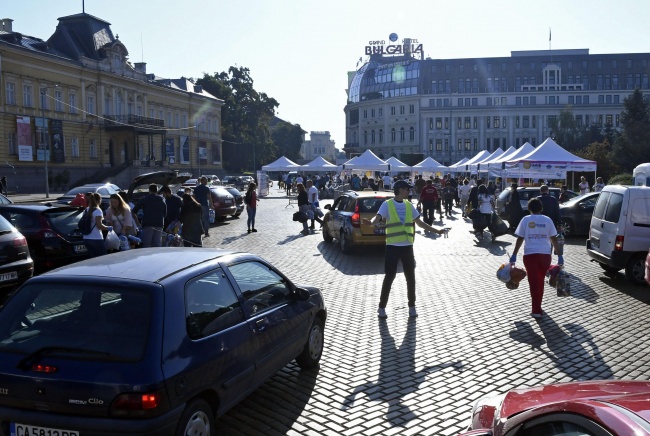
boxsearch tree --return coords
[270,120,305,162]
[573,140,619,182]
[549,106,579,150]
[196,67,279,172]
[612,89,650,171]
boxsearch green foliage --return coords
[270,121,305,162]
[608,173,633,185]
[196,67,279,172]
[573,140,619,182]
[550,106,619,151]
[612,89,650,171]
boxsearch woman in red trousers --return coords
[510,198,563,318]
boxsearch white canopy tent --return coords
[474,148,504,173]
[341,149,390,171]
[505,137,597,179]
[486,145,517,169]
[384,156,411,173]
[261,156,301,172]
[300,156,338,172]
[487,142,535,179]
[411,157,448,174]
[461,150,491,173]
[448,157,470,173]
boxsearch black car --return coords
[223,186,244,217]
[559,192,600,237]
[209,187,237,222]
[0,248,326,435]
[127,170,191,204]
[0,205,88,273]
[497,187,578,221]
[0,214,33,294]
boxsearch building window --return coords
[400,105,405,115]
[378,129,383,143]
[474,138,478,151]
[363,109,367,119]
[23,85,33,107]
[378,108,383,117]
[116,93,122,115]
[436,118,442,129]
[487,97,492,106]
[494,117,500,128]
[616,114,620,127]
[363,131,368,144]
[436,139,442,151]
[473,117,478,129]
[371,130,375,144]
[444,138,449,151]
[89,139,97,158]
[428,139,433,151]
[606,95,612,104]
[150,108,156,119]
[409,127,415,141]
[71,137,79,157]
[429,118,433,129]
[409,104,415,114]
[522,116,530,128]
[8,132,16,155]
[86,95,95,115]
[390,106,396,116]
[39,87,49,110]
[606,114,613,126]
[400,127,405,142]
[457,139,462,150]
[569,96,575,104]
[182,114,188,128]
[465,139,471,151]
[465,117,471,129]
[457,118,462,129]
[69,93,77,114]
[54,90,63,112]
[5,82,15,105]
[532,116,537,128]
[104,96,112,115]
[390,128,396,142]
[371,109,375,118]
[486,117,491,129]
[502,117,507,128]
[516,116,520,128]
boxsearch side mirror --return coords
[324,204,332,210]
[294,287,311,301]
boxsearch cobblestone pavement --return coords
[17,190,650,435]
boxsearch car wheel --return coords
[322,223,333,242]
[296,317,324,369]
[560,218,574,237]
[599,263,620,274]
[625,254,647,285]
[175,398,214,436]
[340,230,352,254]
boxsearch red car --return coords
[459,380,650,435]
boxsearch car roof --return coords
[0,204,79,212]
[342,190,394,198]
[39,248,240,282]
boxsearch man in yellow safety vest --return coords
[362,180,449,319]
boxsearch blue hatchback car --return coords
[0,248,326,435]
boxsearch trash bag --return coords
[104,230,121,251]
[472,214,488,231]
[488,212,509,237]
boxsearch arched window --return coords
[390,128,396,143]
[409,127,415,141]
[400,127,405,142]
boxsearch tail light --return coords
[110,392,162,417]
[13,236,27,247]
[615,235,624,251]
[351,203,361,228]
[37,229,59,239]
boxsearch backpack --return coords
[78,210,95,235]
[244,191,252,205]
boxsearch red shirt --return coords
[419,185,439,202]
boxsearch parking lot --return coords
[191,187,650,435]
[10,188,650,435]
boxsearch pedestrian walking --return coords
[179,194,204,247]
[510,198,564,318]
[297,183,310,235]
[245,182,259,233]
[362,180,448,319]
[83,193,111,258]
[132,184,166,248]
[192,176,212,237]
[441,181,455,217]
[306,180,323,230]
[161,185,182,234]
[474,184,495,237]
[506,183,524,231]
[0,176,7,195]
[458,178,472,217]
[417,179,439,225]
[537,185,561,232]
[578,176,590,195]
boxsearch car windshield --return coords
[0,284,151,362]
[64,187,92,196]
[46,209,85,236]
[358,197,388,214]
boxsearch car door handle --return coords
[255,318,266,332]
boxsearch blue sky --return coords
[5,0,650,151]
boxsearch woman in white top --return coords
[83,193,111,258]
[105,193,135,236]
[593,177,605,192]
[475,184,495,237]
[578,176,590,195]
[458,178,472,217]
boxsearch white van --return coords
[633,163,650,186]
[586,185,650,284]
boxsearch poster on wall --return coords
[180,136,189,164]
[165,138,175,164]
[35,117,49,162]
[198,146,207,161]
[16,116,32,161]
[50,120,65,163]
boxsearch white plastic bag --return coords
[104,230,121,251]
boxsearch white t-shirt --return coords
[458,184,472,197]
[579,181,590,195]
[296,176,304,184]
[308,185,319,203]
[515,213,556,255]
[83,208,104,240]
[377,199,420,246]
[382,175,392,188]
[478,194,494,214]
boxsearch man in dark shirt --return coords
[192,176,212,237]
[132,184,166,247]
[161,185,182,230]
[537,185,561,232]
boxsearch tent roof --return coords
[261,156,301,171]
[500,142,535,163]
[462,150,491,167]
[508,137,596,165]
[342,149,390,171]
[384,156,411,170]
[412,157,448,172]
[475,148,505,170]
[448,157,469,169]
[301,156,337,171]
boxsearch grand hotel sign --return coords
[365,33,423,56]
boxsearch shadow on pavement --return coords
[510,315,613,380]
[597,274,650,305]
[213,363,319,434]
[316,241,385,275]
[341,319,463,427]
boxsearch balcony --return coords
[104,115,164,132]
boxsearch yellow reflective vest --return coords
[384,199,415,244]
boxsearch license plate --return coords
[11,422,79,436]
[74,244,88,253]
[0,271,17,281]
[225,199,232,204]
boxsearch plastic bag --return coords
[104,230,121,251]
[118,235,131,251]
[208,208,216,224]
